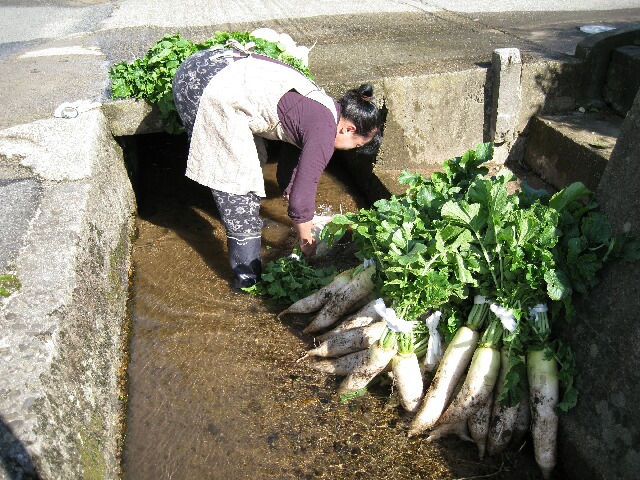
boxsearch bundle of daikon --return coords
[300,142,640,479]
[299,296,439,412]
[277,259,377,332]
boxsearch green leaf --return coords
[545,269,571,301]
[552,340,579,412]
[581,212,612,245]
[441,201,485,232]
[474,142,494,162]
[548,182,592,212]
[244,256,337,305]
[497,353,527,408]
[339,386,368,403]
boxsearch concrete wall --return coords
[378,69,488,171]
[557,89,640,480]
[0,111,136,479]
[341,54,580,200]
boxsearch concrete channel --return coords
[1,3,640,479]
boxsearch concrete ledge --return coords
[102,99,165,137]
[575,25,640,108]
[0,111,136,479]
[522,112,622,191]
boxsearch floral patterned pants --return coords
[211,189,263,238]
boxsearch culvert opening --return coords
[115,131,552,479]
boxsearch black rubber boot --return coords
[227,233,262,289]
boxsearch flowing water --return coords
[120,133,550,479]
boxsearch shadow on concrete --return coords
[0,415,41,480]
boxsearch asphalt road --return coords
[2,0,640,47]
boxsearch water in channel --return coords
[121,132,549,479]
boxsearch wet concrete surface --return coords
[121,133,556,479]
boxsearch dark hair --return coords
[338,83,383,155]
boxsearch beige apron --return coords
[186,55,338,197]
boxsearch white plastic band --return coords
[373,298,414,334]
[425,311,443,368]
[529,303,548,319]
[363,258,375,269]
[474,295,489,305]
[289,253,301,261]
[490,303,517,332]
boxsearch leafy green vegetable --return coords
[539,181,640,320]
[321,143,496,325]
[109,31,313,133]
[243,255,336,305]
[339,386,368,403]
[322,141,639,415]
[551,339,578,412]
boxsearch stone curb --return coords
[0,110,135,479]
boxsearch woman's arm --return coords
[294,220,317,256]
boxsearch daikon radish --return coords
[305,350,369,376]
[391,346,423,414]
[303,321,386,358]
[468,396,493,459]
[435,318,502,427]
[303,264,375,333]
[337,327,397,395]
[528,348,559,480]
[408,298,489,437]
[426,420,472,443]
[372,299,423,412]
[525,303,559,479]
[315,298,381,342]
[486,349,521,456]
[277,268,354,318]
[510,391,531,448]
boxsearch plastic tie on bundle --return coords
[424,311,443,370]
[373,298,414,334]
[363,258,375,269]
[289,253,301,261]
[528,303,548,320]
[490,303,517,332]
[474,295,489,305]
[54,99,101,119]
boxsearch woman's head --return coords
[335,84,383,155]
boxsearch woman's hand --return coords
[294,220,317,257]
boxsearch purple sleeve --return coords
[277,92,339,224]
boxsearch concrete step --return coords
[522,110,624,191]
[604,45,640,116]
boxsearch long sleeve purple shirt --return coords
[277,91,341,224]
